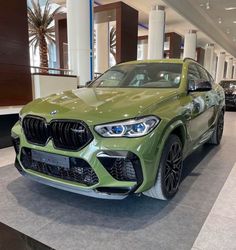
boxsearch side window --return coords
[207,72,215,85]
[188,63,200,81]
[196,65,210,83]
[187,63,200,90]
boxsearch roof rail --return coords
[183,57,198,63]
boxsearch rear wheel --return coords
[208,111,224,145]
[143,134,183,200]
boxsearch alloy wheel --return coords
[217,112,224,142]
[164,142,183,195]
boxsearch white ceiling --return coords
[163,0,236,58]
[52,0,236,59]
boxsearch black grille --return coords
[51,120,93,151]
[108,158,136,181]
[97,151,143,184]
[20,148,99,186]
[22,116,93,151]
[22,116,48,145]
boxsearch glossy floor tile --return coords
[0,147,15,168]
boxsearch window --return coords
[187,63,200,82]
[91,63,183,88]
[196,65,210,83]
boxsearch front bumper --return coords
[12,120,163,199]
[15,158,128,200]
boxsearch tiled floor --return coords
[0,147,15,168]
[192,163,236,250]
[0,112,236,250]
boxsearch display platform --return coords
[0,222,53,250]
[0,106,22,149]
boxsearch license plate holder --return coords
[31,150,70,169]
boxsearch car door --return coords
[186,63,209,143]
[196,65,216,129]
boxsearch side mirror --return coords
[188,80,212,92]
[85,80,92,87]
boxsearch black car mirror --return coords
[188,80,212,92]
[85,80,92,87]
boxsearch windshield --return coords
[90,63,183,88]
[220,81,236,89]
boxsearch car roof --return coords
[119,59,184,65]
[119,58,200,66]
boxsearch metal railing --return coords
[30,66,103,79]
[30,66,73,76]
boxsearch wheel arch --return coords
[162,119,187,148]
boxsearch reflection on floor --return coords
[0,146,14,168]
[0,222,54,250]
[0,112,235,250]
[192,162,236,250]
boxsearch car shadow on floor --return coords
[6,144,220,231]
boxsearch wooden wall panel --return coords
[55,13,67,69]
[0,0,32,106]
[116,2,138,63]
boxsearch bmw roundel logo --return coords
[50,110,58,115]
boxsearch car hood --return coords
[21,88,177,125]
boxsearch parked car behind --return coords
[219,79,236,109]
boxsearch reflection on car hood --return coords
[21,87,177,125]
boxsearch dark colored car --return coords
[219,80,236,109]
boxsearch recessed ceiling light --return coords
[206,1,210,10]
[233,21,236,24]
[218,17,222,24]
[225,7,236,11]
[226,28,230,34]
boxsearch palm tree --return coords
[110,26,116,61]
[28,0,61,70]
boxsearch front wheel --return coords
[143,134,183,200]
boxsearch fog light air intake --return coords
[97,151,143,186]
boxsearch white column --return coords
[95,22,109,74]
[183,30,197,60]
[216,52,226,84]
[204,44,215,76]
[67,0,94,86]
[226,57,233,79]
[141,40,148,60]
[233,61,236,79]
[212,52,217,79]
[148,5,165,60]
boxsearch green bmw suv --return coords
[11,58,225,200]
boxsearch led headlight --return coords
[94,116,160,138]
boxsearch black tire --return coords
[208,111,224,145]
[143,134,183,200]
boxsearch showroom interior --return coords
[1,0,236,249]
